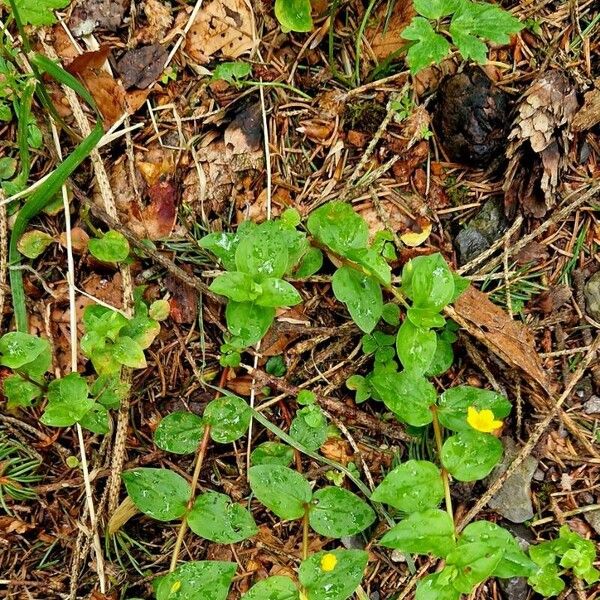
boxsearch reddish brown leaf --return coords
[141,181,178,240]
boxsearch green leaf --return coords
[188,491,257,543]
[346,374,371,404]
[119,313,160,350]
[402,17,451,74]
[332,267,382,333]
[449,26,488,63]
[0,332,50,370]
[441,430,503,481]
[149,299,170,321]
[371,460,445,513]
[198,231,240,271]
[248,465,312,520]
[41,373,93,427]
[241,576,299,600]
[112,336,147,369]
[210,272,262,302]
[425,335,454,377]
[155,561,236,600]
[370,369,435,427]
[460,521,536,578]
[446,542,503,594]
[256,278,302,307]
[122,468,190,521]
[204,394,251,443]
[290,405,328,451]
[528,564,565,597]
[299,550,369,600]
[9,0,70,26]
[406,307,446,329]
[250,442,294,467]
[345,247,392,286]
[438,385,511,432]
[414,0,460,19]
[0,157,17,180]
[274,0,313,33]
[266,355,287,376]
[154,411,204,455]
[79,403,109,434]
[236,221,289,279]
[451,1,523,46]
[379,509,456,558]
[382,302,401,326]
[309,487,375,538]
[416,572,461,600]
[297,390,316,405]
[88,230,130,263]
[401,253,455,310]
[212,61,251,84]
[82,305,128,342]
[396,320,437,374]
[92,374,129,409]
[3,374,42,409]
[295,246,323,277]
[307,202,369,256]
[16,230,54,259]
[225,301,275,348]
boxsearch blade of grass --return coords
[9,121,103,331]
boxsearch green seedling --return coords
[274,0,313,33]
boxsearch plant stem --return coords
[431,406,454,535]
[302,505,310,561]
[169,422,211,572]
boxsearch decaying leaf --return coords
[116,44,168,89]
[572,79,600,132]
[132,0,173,45]
[446,286,551,392]
[69,0,128,36]
[504,71,579,218]
[366,0,415,60]
[185,0,254,65]
[165,266,199,324]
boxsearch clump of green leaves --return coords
[274,0,313,33]
[403,0,523,73]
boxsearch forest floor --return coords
[0,0,599,599]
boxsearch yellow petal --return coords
[467,406,503,433]
[401,222,432,247]
[320,553,337,572]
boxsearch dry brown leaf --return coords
[366,0,415,60]
[185,0,254,64]
[132,0,173,45]
[165,266,198,324]
[69,0,128,36]
[572,81,600,132]
[447,286,551,392]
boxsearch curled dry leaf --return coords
[446,286,551,392]
[132,0,173,45]
[185,0,254,65]
[504,70,579,218]
[58,227,90,254]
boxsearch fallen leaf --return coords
[366,0,415,60]
[224,103,262,154]
[400,221,432,247]
[447,286,550,392]
[132,0,173,45]
[141,181,179,239]
[572,80,600,132]
[185,0,254,64]
[116,44,168,89]
[165,266,198,324]
[69,0,128,36]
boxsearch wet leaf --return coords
[441,430,503,482]
[154,411,204,454]
[155,560,236,600]
[204,394,251,443]
[17,230,53,259]
[274,0,313,33]
[396,319,437,374]
[241,576,299,600]
[88,230,130,263]
[41,373,93,427]
[250,442,294,467]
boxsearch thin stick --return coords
[431,407,454,533]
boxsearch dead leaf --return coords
[141,181,179,239]
[58,227,90,253]
[185,0,254,64]
[572,80,600,131]
[69,0,128,36]
[132,0,173,45]
[447,286,551,392]
[165,266,198,324]
[366,0,415,60]
[116,44,168,89]
[0,516,34,535]
[224,103,262,154]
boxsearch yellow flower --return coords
[467,406,503,433]
[320,553,338,572]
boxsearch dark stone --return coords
[435,67,510,167]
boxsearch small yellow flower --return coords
[320,553,338,572]
[467,406,503,433]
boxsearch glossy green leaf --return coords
[88,230,130,263]
[236,221,289,279]
[274,0,313,32]
[346,374,371,404]
[380,509,456,557]
[41,372,93,427]
[295,246,323,277]
[155,561,236,600]
[289,405,328,451]
[154,411,204,454]
[10,0,70,26]
[402,17,451,74]
[3,374,42,409]
[460,521,536,578]
[112,336,147,369]
[212,61,251,84]
[149,299,170,321]
[82,305,128,342]
[309,487,375,538]
[425,336,454,377]
[299,550,369,600]
[188,491,257,543]
[396,319,437,374]
[204,394,251,443]
[441,430,503,482]
[122,467,190,521]
[370,369,435,427]
[198,231,239,271]
[210,272,261,302]
[241,576,299,600]
[307,202,369,256]
[438,385,511,432]
[0,332,50,370]
[414,0,460,19]
[17,229,54,258]
[92,374,129,409]
[371,460,444,513]
[250,442,294,467]
[225,301,275,348]
[382,302,401,326]
[345,247,391,286]
[446,542,503,594]
[256,278,302,307]
[416,572,461,600]
[332,266,382,333]
[248,465,312,520]
[402,253,455,310]
[406,307,446,329]
[79,403,109,434]
[528,564,565,597]
[119,313,160,350]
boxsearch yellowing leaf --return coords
[400,222,432,247]
[17,230,54,259]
